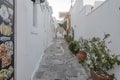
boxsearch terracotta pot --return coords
[77,51,86,61]
[0,77,3,80]
[90,69,113,80]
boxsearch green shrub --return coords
[64,27,74,44]
[81,33,120,78]
[65,35,73,43]
[68,40,80,55]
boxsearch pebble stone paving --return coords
[32,39,92,80]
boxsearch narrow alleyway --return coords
[32,39,90,80]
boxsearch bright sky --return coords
[47,0,105,20]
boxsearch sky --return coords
[47,0,104,20]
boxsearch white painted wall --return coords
[70,0,120,79]
[16,0,55,80]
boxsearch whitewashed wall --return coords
[70,0,120,79]
[16,0,55,80]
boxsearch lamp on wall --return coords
[31,0,35,2]
[71,0,73,8]
[31,0,45,3]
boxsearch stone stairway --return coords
[32,39,91,80]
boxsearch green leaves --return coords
[103,33,110,40]
[65,35,73,43]
[80,33,120,74]
[65,27,74,43]
[68,40,80,54]
[59,21,67,31]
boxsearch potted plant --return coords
[86,34,120,80]
[0,78,2,80]
[77,51,87,62]
[77,37,89,62]
[68,40,80,55]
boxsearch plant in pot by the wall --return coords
[68,40,80,55]
[77,37,89,62]
[86,34,120,80]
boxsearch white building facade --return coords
[70,0,120,79]
[16,0,55,80]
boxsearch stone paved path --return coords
[32,39,90,80]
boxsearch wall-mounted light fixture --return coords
[31,0,45,3]
[31,0,35,2]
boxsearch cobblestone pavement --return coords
[32,39,91,80]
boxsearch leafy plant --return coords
[65,35,73,43]
[79,37,90,52]
[59,21,67,31]
[64,27,74,43]
[68,40,80,55]
[71,27,74,40]
[79,34,120,78]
